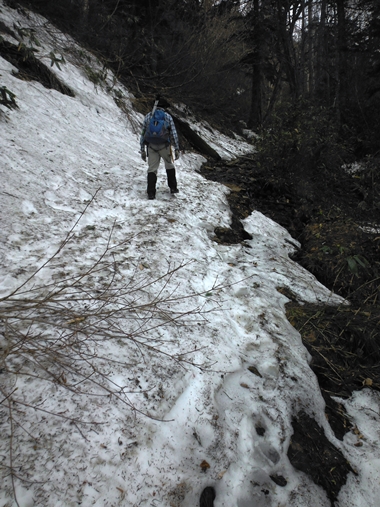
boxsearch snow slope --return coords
[1,3,380,507]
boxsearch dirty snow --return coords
[1,3,380,507]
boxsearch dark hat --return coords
[156,95,170,109]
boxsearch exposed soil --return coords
[288,411,356,504]
[200,153,380,505]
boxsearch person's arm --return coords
[166,114,180,151]
[140,114,150,150]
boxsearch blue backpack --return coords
[144,109,170,145]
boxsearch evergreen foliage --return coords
[0,84,18,109]
[255,102,350,200]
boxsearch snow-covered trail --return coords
[2,3,380,507]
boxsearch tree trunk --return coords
[315,0,327,102]
[276,0,299,101]
[336,0,348,124]
[82,0,89,25]
[299,0,306,96]
[307,0,313,97]
[248,0,262,129]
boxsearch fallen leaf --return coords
[67,316,86,325]
[353,426,363,438]
[248,366,262,378]
[200,460,210,471]
[225,183,242,192]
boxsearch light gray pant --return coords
[147,144,175,174]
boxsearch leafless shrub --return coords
[0,192,220,504]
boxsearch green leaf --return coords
[0,85,18,109]
[353,255,370,269]
[49,51,65,70]
[346,257,358,276]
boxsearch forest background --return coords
[9,0,379,148]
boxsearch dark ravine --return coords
[199,153,380,505]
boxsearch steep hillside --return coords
[1,3,380,507]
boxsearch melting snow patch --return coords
[0,2,377,506]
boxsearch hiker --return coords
[140,98,180,200]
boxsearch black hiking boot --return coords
[166,168,178,194]
[147,172,157,199]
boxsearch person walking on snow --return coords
[140,98,180,200]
